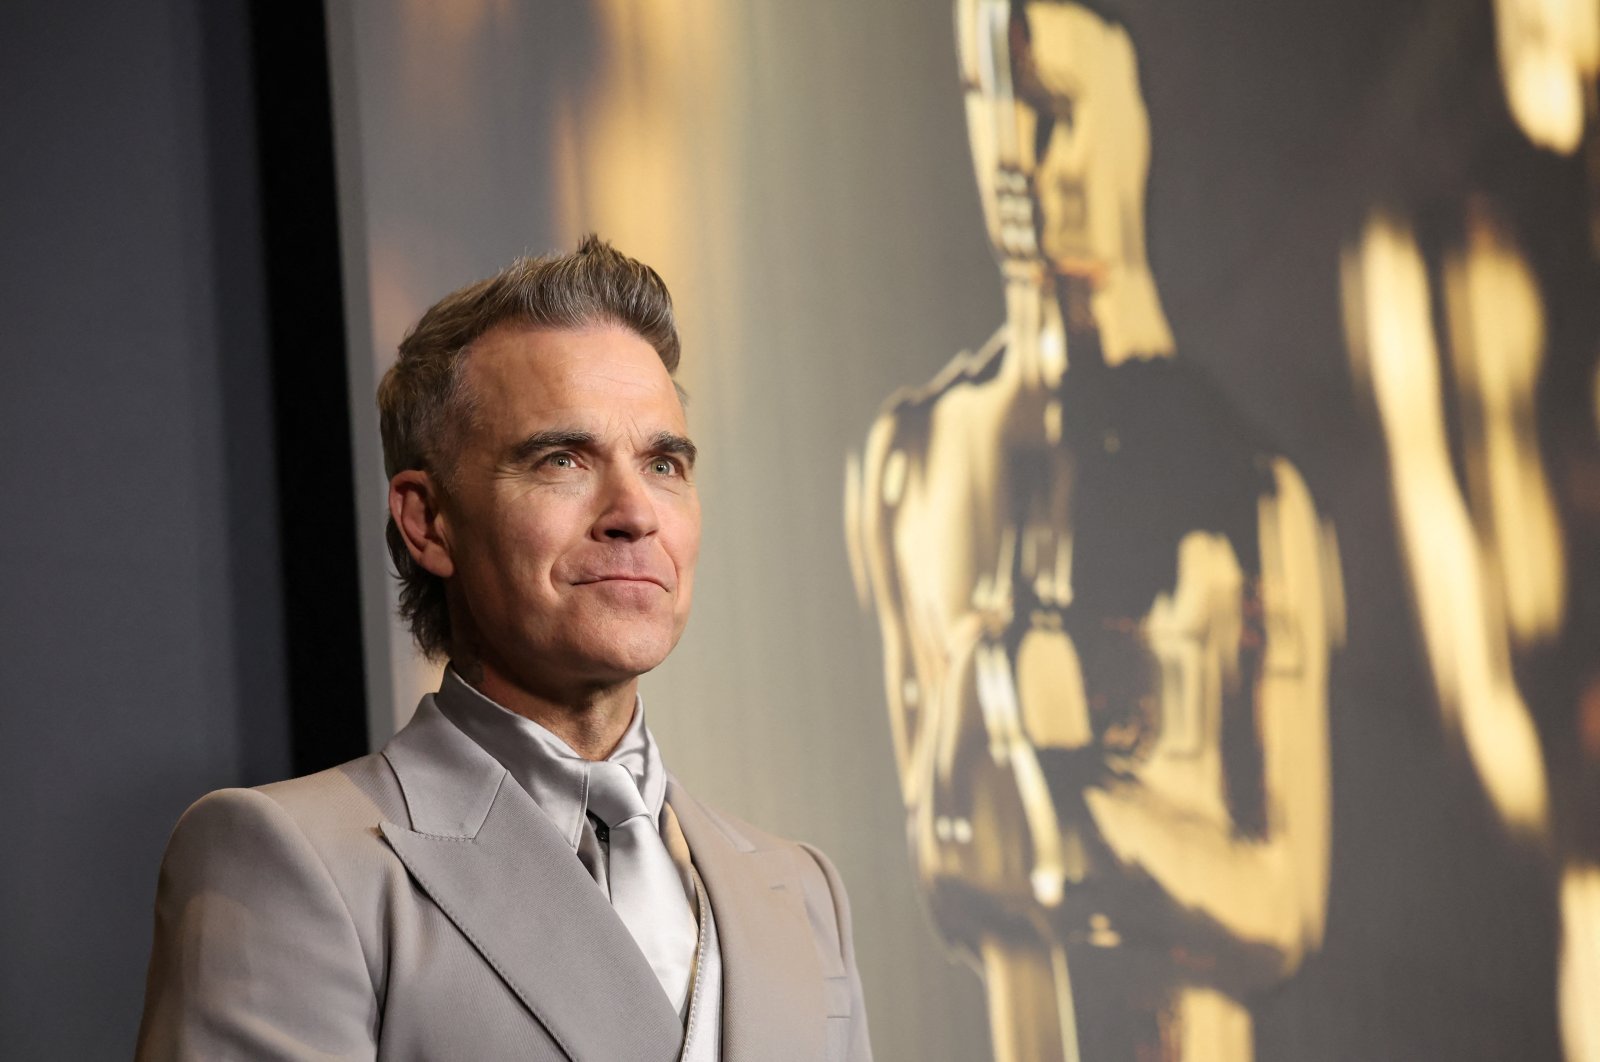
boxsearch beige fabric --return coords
[661,802,699,904]
[134,695,873,1062]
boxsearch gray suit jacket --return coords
[135,697,872,1061]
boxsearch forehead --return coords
[461,323,684,435]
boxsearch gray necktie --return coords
[585,760,698,1016]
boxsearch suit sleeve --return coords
[135,788,379,1061]
[798,843,874,1062]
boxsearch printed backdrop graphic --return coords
[327,1,1600,1059]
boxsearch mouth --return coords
[574,574,669,591]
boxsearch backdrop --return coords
[325,2,1600,1059]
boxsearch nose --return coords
[591,465,660,542]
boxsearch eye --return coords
[649,456,681,476]
[544,452,579,470]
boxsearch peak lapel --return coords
[379,700,683,1062]
[667,782,827,1062]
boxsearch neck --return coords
[455,657,639,760]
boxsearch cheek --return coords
[657,505,701,602]
[466,507,565,591]
[670,503,702,571]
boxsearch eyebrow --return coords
[505,429,599,467]
[503,428,698,468]
[650,431,698,468]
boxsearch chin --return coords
[576,625,681,683]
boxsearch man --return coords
[136,236,872,1061]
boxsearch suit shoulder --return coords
[140,787,383,1058]
[252,750,405,828]
[155,759,410,962]
[704,803,847,892]
[671,786,855,939]
[671,784,795,854]
[161,751,405,878]
[158,785,351,904]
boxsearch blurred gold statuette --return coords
[849,3,1343,1058]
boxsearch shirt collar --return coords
[432,665,668,849]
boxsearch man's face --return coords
[438,323,700,697]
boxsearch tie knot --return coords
[586,761,650,828]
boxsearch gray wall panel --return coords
[0,1,289,1055]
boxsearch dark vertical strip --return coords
[248,0,369,770]
[196,0,293,786]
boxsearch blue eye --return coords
[650,458,679,475]
[547,453,577,469]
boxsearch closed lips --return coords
[575,573,668,588]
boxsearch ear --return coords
[389,469,456,579]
